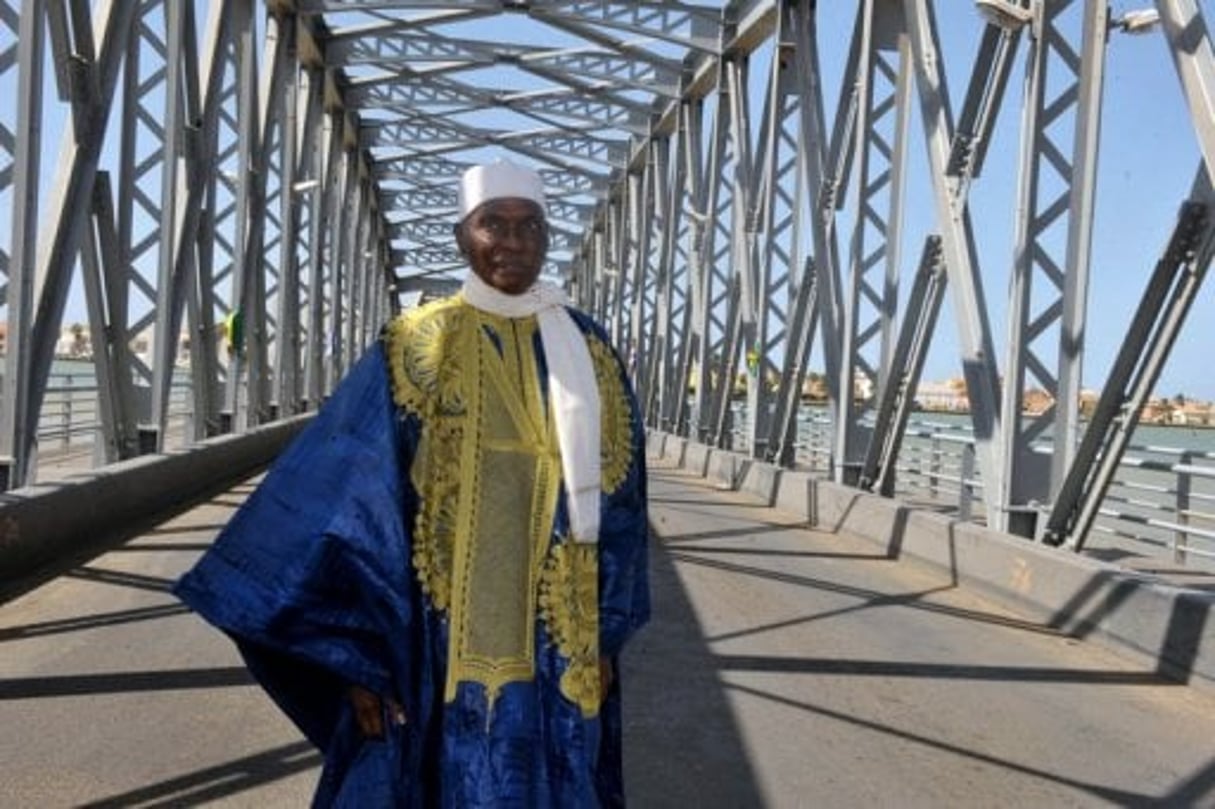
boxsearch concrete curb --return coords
[0,415,313,601]
[647,429,1215,692]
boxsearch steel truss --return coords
[0,1,391,489]
[0,0,1212,560]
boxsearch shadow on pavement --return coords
[79,741,320,808]
[623,525,765,806]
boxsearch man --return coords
[175,160,650,807]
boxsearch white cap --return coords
[458,160,547,220]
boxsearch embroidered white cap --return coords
[458,160,547,220]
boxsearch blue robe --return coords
[175,306,649,807]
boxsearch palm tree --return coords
[69,323,88,358]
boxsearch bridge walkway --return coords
[2,455,1214,807]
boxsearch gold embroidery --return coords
[446,313,561,706]
[385,301,470,611]
[587,335,634,494]
[384,301,620,717]
[538,540,601,717]
[385,299,468,417]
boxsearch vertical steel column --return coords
[146,0,188,451]
[902,0,1005,522]
[332,147,360,383]
[589,225,608,324]
[625,168,651,374]
[110,1,169,452]
[1000,0,1109,537]
[696,65,738,445]
[302,96,332,409]
[222,0,258,432]
[606,183,631,353]
[762,1,828,467]
[296,66,325,410]
[344,177,364,367]
[177,1,228,442]
[795,2,847,458]
[187,0,233,440]
[837,0,912,485]
[637,137,670,410]
[326,143,350,391]
[274,18,304,417]
[710,56,758,454]
[246,11,290,427]
[354,184,374,351]
[0,0,46,488]
[652,127,683,430]
[0,0,17,313]
[672,99,707,438]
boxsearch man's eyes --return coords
[482,219,545,237]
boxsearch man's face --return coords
[457,197,549,295]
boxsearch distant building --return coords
[53,323,193,365]
[56,323,92,359]
[853,370,874,402]
[1022,388,1053,415]
[1140,398,1173,424]
[915,378,969,412]
[1173,401,1212,426]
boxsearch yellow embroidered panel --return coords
[384,301,623,717]
[587,334,634,494]
[385,302,561,707]
[451,313,561,705]
[538,540,601,717]
[385,299,470,611]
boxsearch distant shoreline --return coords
[911,406,1215,430]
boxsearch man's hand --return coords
[349,685,406,739]
[599,657,614,698]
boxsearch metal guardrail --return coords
[728,406,1215,572]
[35,373,194,480]
[50,377,1215,572]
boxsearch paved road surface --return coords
[2,459,1214,807]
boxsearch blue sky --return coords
[17,1,1215,399]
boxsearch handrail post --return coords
[960,443,975,522]
[62,376,73,449]
[1176,450,1192,564]
[929,436,941,500]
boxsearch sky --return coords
[6,0,1215,399]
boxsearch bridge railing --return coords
[46,377,1215,570]
[728,407,1215,571]
[35,372,194,480]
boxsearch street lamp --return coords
[974,0,1034,32]
[1111,9,1161,35]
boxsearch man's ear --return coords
[453,222,468,257]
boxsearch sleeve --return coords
[592,332,651,659]
[173,344,417,749]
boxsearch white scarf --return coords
[461,273,601,544]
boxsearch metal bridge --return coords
[3,2,1215,606]
[5,0,1215,560]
